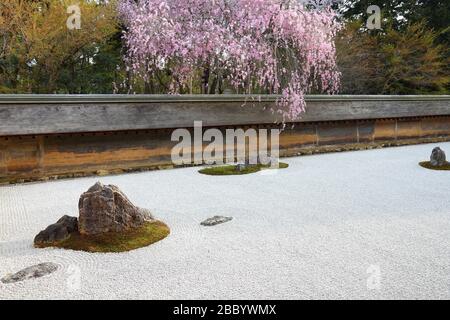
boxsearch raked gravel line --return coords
[1,142,450,300]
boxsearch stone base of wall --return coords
[1,116,450,184]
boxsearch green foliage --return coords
[35,220,170,253]
[0,0,120,94]
[337,20,450,94]
[55,32,126,94]
[338,0,450,47]
[199,163,289,176]
[419,161,450,171]
[1,0,448,95]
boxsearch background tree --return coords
[0,0,31,92]
[0,0,119,93]
[337,20,449,94]
[336,0,449,94]
[56,30,127,94]
[1,0,448,95]
[338,0,450,46]
[119,0,341,120]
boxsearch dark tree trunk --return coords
[202,67,210,94]
[209,73,218,94]
[218,74,224,94]
[144,81,152,94]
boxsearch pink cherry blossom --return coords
[118,0,341,120]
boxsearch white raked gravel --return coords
[1,142,449,300]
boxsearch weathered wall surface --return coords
[1,95,449,183]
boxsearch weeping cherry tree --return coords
[118,0,341,121]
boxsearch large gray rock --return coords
[78,182,153,235]
[34,215,78,245]
[1,263,58,284]
[430,147,446,166]
[201,216,233,226]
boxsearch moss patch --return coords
[199,162,289,176]
[35,221,170,253]
[419,161,450,171]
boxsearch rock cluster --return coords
[34,215,78,244]
[430,147,446,167]
[235,156,279,171]
[34,182,153,246]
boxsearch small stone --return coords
[1,263,58,284]
[430,147,446,166]
[201,216,233,226]
[34,215,78,245]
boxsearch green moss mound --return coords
[35,221,170,253]
[199,162,289,176]
[419,161,450,171]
